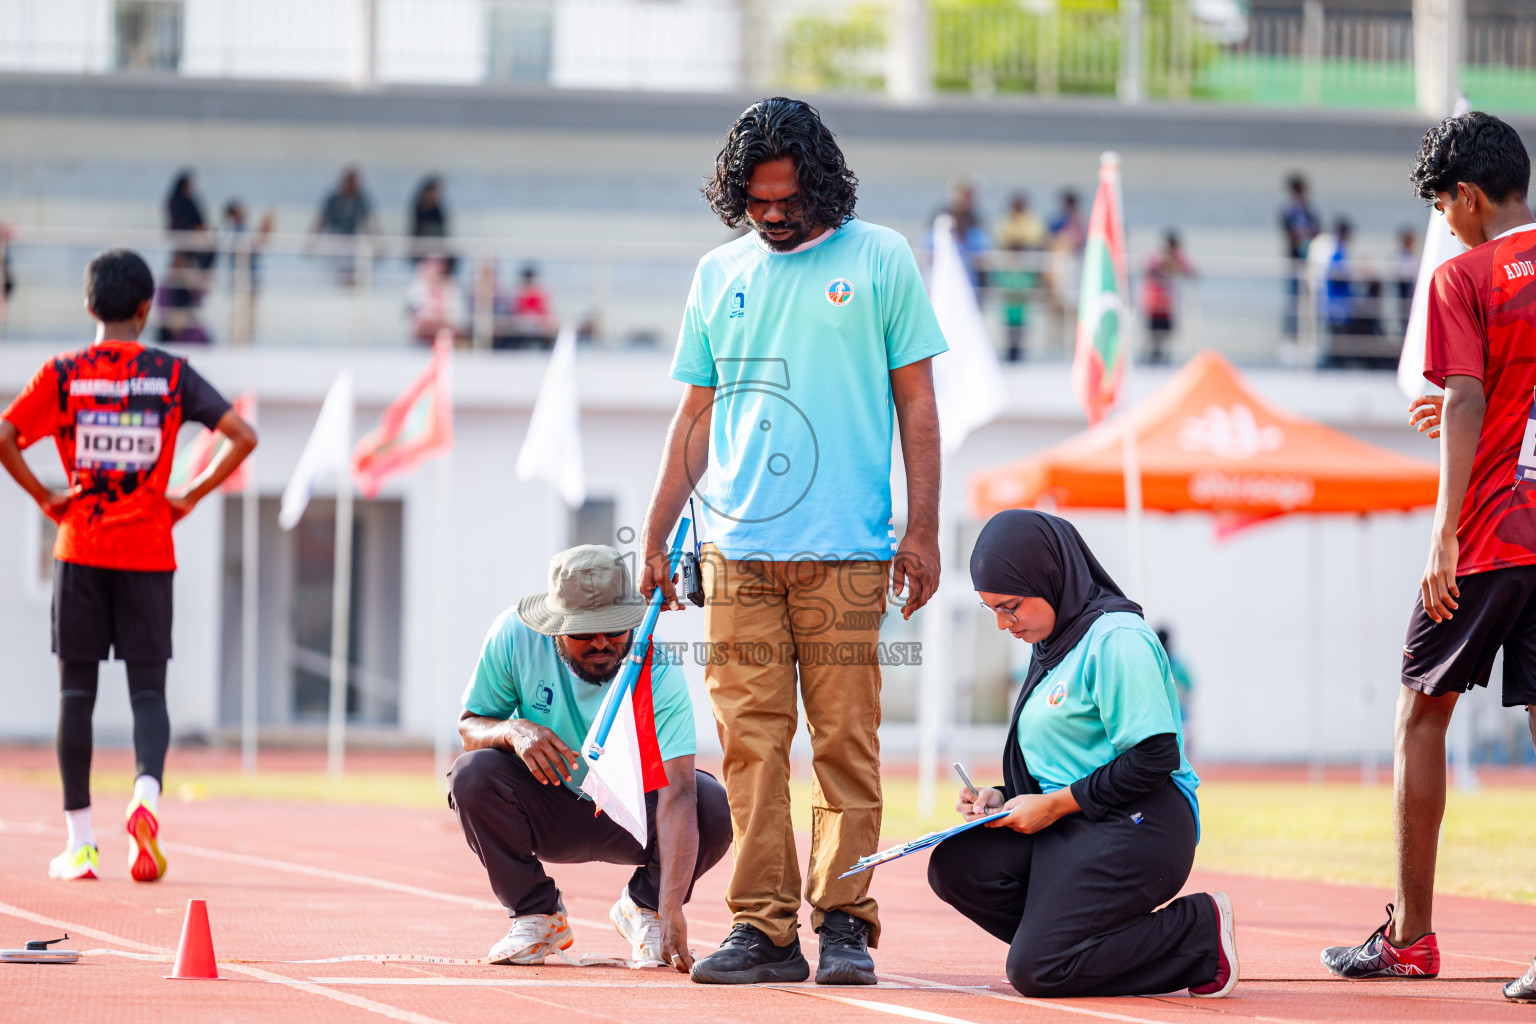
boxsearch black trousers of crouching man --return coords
[447,747,733,917]
[927,781,1218,998]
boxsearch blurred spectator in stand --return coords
[156,250,209,344]
[994,192,1046,361]
[222,200,274,346]
[0,222,13,336]
[310,166,379,286]
[1280,173,1321,339]
[409,175,455,273]
[165,170,215,271]
[1324,217,1356,335]
[931,178,990,285]
[494,263,556,349]
[406,254,466,345]
[1045,189,1086,355]
[1141,230,1196,365]
[1394,226,1419,335]
[470,259,505,349]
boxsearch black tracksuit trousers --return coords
[447,747,733,918]
[928,780,1219,998]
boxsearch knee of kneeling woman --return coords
[1006,947,1067,999]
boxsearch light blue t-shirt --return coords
[1016,613,1201,836]
[461,612,696,796]
[670,219,948,560]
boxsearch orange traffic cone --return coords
[165,899,220,980]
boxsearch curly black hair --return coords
[704,97,858,229]
[1410,111,1530,206]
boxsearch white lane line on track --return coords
[0,900,456,1024]
[769,987,984,1024]
[877,973,1177,1024]
[304,977,916,988]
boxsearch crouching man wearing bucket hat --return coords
[448,544,732,970]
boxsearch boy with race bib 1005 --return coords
[0,249,256,883]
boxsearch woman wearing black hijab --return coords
[927,510,1237,999]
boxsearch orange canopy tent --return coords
[971,350,1438,522]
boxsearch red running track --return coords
[2,773,1533,1024]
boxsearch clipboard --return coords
[837,810,1012,878]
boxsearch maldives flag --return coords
[353,330,454,498]
[580,641,669,846]
[170,392,255,493]
[1071,154,1130,425]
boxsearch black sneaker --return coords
[689,923,809,984]
[815,910,876,985]
[1506,958,1536,1002]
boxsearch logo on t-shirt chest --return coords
[826,278,854,306]
[1044,681,1068,708]
[531,681,555,714]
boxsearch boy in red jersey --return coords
[0,249,256,882]
[1322,113,1536,986]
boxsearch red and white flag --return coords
[353,330,454,498]
[1071,154,1131,425]
[580,642,669,845]
[170,392,256,493]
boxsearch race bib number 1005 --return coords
[75,410,162,471]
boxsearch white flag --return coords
[580,683,648,846]
[1397,211,1465,399]
[516,325,586,508]
[929,214,1007,455]
[280,371,355,530]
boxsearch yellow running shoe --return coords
[125,799,167,882]
[48,844,99,880]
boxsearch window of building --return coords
[114,0,182,73]
[486,1,553,82]
[568,496,617,549]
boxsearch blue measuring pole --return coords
[585,516,690,760]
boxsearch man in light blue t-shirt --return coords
[447,545,731,971]
[640,97,948,987]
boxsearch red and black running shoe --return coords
[1320,905,1439,979]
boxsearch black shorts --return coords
[51,561,174,663]
[1401,563,1536,706]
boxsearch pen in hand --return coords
[953,762,987,817]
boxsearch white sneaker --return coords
[47,844,98,880]
[610,886,663,964]
[487,899,573,965]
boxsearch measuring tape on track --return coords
[81,948,666,969]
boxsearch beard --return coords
[555,635,633,685]
[750,212,818,252]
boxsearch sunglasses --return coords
[567,630,630,642]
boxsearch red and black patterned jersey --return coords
[1424,224,1536,575]
[2,339,230,571]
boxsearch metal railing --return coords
[0,224,1415,369]
[2,1,1534,111]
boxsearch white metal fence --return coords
[0,225,1412,371]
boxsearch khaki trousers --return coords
[701,547,888,947]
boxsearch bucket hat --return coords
[517,544,645,637]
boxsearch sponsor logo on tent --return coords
[1188,470,1315,511]
[1178,404,1283,459]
